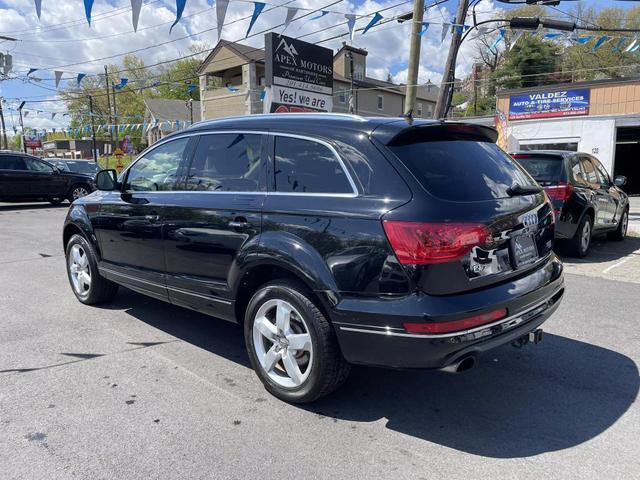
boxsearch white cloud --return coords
[0,0,505,133]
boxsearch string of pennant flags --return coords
[30,0,389,37]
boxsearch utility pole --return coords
[0,98,8,149]
[88,95,98,162]
[18,101,26,153]
[403,0,425,117]
[187,98,194,125]
[434,0,469,119]
[104,66,113,168]
[112,85,119,149]
[347,51,355,114]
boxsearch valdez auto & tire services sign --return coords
[509,88,590,120]
[264,33,333,113]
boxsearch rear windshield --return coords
[389,140,536,201]
[513,156,564,182]
[64,162,100,174]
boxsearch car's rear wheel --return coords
[244,280,350,403]
[567,213,593,258]
[68,184,91,202]
[608,208,629,241]
[65,234,118,304]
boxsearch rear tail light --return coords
[404,308,508,334]
[544,182,573,202]
[382,221,491,264]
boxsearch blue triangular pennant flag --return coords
[114,78,129,90]
[246,2,265,38]
[170,0,187,34]
[77,73,86,86]
[592,36,608,51]
[418,22,430,37]
[27,68,38,76]
[84,0,94,25]
[362,12,382,35]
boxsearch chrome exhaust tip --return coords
[441,355,476,373]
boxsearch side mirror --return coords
[96,169,118,191]
[52,166,60,174]
[614,175,627,187]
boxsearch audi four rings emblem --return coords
[521,213,538,228]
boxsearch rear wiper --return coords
[506,183,543,196]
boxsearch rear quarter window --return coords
[389,140,535,201]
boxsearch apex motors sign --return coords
[509,89,590,120]
[264,33,333,113]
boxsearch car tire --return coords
[68,184,91,202]
[567,213,593,258]
[65,234,118,305]
[608,208,629,241]
[244,280,350,403]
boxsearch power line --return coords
[4,0,416,102]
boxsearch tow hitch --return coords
[512,328,544,348]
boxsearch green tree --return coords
[494,35,561,89]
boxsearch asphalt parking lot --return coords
[1,202,639,480]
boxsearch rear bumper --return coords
[331,255,564,369]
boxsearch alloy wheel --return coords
[72,187,89,200]
[581,220,591,254]
[68,244,91,296]
[252,299,313,389]
[621,211,629,237]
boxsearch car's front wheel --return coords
[65,234,118,304]
[244,280,350,403]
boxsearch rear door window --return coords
[389,140,535,201]
[273,136,354,194]
[186,133,263,192]
[513,155,565,183]
[0,156,27,170]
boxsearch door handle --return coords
[145,214,160,222]
[229,219,249,229]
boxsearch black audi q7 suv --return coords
[512,151,629,257]
[0,151,95,204]
[63,114,564,403]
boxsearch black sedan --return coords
[512,151,629,257]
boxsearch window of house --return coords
[205,73,221,90]
[125,137,190,192]
[417,103,423,117]
[274,136,353,194]
[186,133,263,192]
[377,94,384,111]
[338,90,347,104]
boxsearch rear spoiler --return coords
[372,120,498,146]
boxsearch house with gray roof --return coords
[143,98,201,145]
[197,40,439,120]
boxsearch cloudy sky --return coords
[0,0,631,132]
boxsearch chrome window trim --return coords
[121,129,360,197]
[336,294,559,339]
